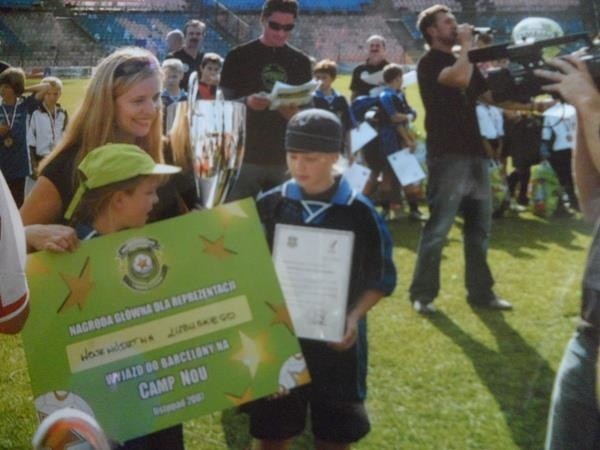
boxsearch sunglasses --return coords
[114,57,159,78]
[267,21,295,32]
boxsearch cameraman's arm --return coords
[574,114,600,222]
[438,24,475,88]
[535,55,600,221]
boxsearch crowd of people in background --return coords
[1,0,598,449]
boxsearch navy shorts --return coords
[246,388,370,443]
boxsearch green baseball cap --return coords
[64,143,181,220]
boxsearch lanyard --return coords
[43,103,57,143]
[0,102,17,131]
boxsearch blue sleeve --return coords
[378,90,398,117]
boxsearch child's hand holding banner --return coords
[22,199,308,443]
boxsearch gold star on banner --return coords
[218,202,249,227]
[199,235,237,259]
[232,331,274,378]
[26,255,52,276]
[267,301,295,334]
[58,257,94,314]
[225,387,253,406]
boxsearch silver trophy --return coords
[187,72,246,208]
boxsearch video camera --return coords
[468,33,600,102]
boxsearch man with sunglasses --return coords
[220,0,312,201]
[167,19,206,90]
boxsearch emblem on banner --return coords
[118,237,167,291]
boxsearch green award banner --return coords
[22,199,309,443]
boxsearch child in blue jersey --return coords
[366,63,424,221]
[248,109,397,450]
[64,143,180,241]
[312,59,356,156]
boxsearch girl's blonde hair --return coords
[40,47,164,176]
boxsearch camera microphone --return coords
[473,27,494,35]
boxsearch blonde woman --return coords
[22,47,195,252]
[20,48,187,448]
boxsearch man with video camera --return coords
[409,4,550,314]
[535,55,600,449]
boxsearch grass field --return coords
[2,75,590,449]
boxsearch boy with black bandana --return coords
[247,109,396,450]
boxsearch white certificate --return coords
[343,162,371,193]
[268,80,319,110]
[387,148,426,186]
[350,121,378,154]
[272,224,354,343]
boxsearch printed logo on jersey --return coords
[118,237,167,291]
[261,63,288,91]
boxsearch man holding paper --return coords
[248,109,396,450]
[220,0,312,200]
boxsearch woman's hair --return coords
[167,101,193,171]
[39,47,164,176]
[70,175,145,225]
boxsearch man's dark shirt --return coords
[417,49,488,157]
[220,39,312,166]
[350,59,389,97]
[167,48,204,90]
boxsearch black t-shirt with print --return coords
[220,39,312,165]
[417,49,488,157]
[349,59,389,97]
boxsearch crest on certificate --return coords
[117,237,167,291]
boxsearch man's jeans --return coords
[545,330,600,450]
[409,153,494,304]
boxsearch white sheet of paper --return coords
[272,224,354,343]
[351,121,378,153]
[402,70,417,87]
[269,80,319,110]
[343,162,371,193]
[387,148,426,186]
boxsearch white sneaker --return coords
[413,300,436,314]
[510,200,527,212]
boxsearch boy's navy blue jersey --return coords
[257,177,396,401]
[312,90,356,133]
[378,87,416,155]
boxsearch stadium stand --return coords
[0,0,42,7]
[73,12,230,59]
[209,0,374,14]
[393,0,462,13]
[238,13,409,65]
[0,19,27,53]
[0,0,594,73]
[65,0,187,10]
